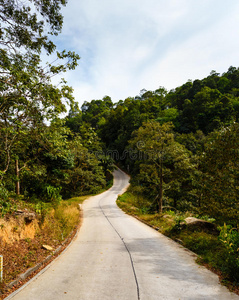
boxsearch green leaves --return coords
[218,224,239,281]
[0,1,80,199]
[0,0,64,53]
[197,123,239,225]
[0,0,80,178]
[129,121,194,212]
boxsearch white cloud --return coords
[51,0,239,107]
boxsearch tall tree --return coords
[197,123,239,225]
[129,121,193,212]
[0,0,80,192]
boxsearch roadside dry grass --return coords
[0,195,88,299]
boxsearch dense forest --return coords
[1,54,239,226]
[0,0,108,206]
[0,0,239,287]
[0,0,238,229]
[1,1,238,225]
[65,67,239,227]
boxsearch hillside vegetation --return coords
[67,67,239,227]
[65,67,239,286]
[0,0,238,293]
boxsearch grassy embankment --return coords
[0,195,88,297]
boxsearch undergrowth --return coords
[39,195,87,242]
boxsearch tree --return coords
[81,96,113,130]
[177,87,235,134]
[0,50,78,195]
[197,123,239,225]
[0,0,79,83]
[1,0,64,51]
[60,135,106,198]
[0,0,80,195]
[18,119,106,200]
[129,121,193,212]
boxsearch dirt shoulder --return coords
[0,197,86,299]
[0,226,80,299]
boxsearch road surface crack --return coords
[99,199,140,300]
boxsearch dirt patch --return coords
[0,217,39,244]
[0,206,83,299]
[0,227,79,299]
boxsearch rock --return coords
[185,217,198,223]
[14,210,36,224]
[175,238,183,245]
[24,213,36,223]
[163,215,173,219]
[185,217,218,233]
[42,245,54,251]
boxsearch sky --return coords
[50,0,239,107]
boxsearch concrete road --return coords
[7,169,239,300]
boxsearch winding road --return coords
[6,169,239,300]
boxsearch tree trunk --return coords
[174,198,177,209]
[15,159,20,195]
[158,171,163,213]
[158,158,163,213]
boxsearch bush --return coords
[218,224,239,281]
[0,182,8,200]
[44,185,62,206]
[0,199,14,217]
[0,182,17,216]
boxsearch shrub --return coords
[54,202,80,239]
[218,224,239,281]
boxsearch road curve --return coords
[6,169,239,300]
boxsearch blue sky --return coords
[51,0,239,107]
